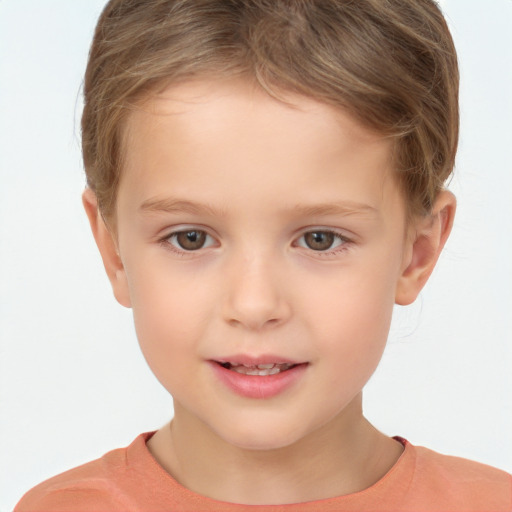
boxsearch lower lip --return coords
[209,362,308,399]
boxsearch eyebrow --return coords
[290,202,378,218]
[139,198,225,217]
[139,197,377,218]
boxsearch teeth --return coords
[228,363,294,376]
[241,363,276,369]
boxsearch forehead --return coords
[127,78,388,151]
[118,78,399,216]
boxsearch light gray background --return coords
[1,1,511,510]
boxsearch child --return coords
[15,0,511,510]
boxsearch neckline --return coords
[127,431,415,508]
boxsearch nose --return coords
[222,253,291,331]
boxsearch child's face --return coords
[109,79,414,450]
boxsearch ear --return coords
[82,188,132,308]
[395,190,456,305]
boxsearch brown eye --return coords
[303,231,336,251]
[297,230,348,254]
[174,230,207,251]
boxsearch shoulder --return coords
[14,433,154,512]
[403,441,512,511]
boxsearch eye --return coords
[297,230,347,252]
[167,229,215,251]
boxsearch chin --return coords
[213,416,310,452]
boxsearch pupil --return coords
[177,230,206,250]
[306,231,334,251]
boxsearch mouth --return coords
[216,362,297,376]
[210,359,308,398]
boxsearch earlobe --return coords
[395,190,456,306]
[82,188,132,308]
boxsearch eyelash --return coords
[295,230,351,257]
[158,228,352,257]
[158,229,216,257]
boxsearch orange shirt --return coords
[15,432,512,511]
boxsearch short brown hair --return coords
[82,0,459,220]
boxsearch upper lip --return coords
[212,354,304,366]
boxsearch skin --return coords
[84,78,455,505]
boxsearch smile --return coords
[210,359,308,399]
[218,362,295,376]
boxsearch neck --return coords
[147,395,404,505]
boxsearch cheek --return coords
[128,253,212,328]
[320,293,392,367]
[309,289,393,403]
[302,258,399,369]
[125,260,215,386]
